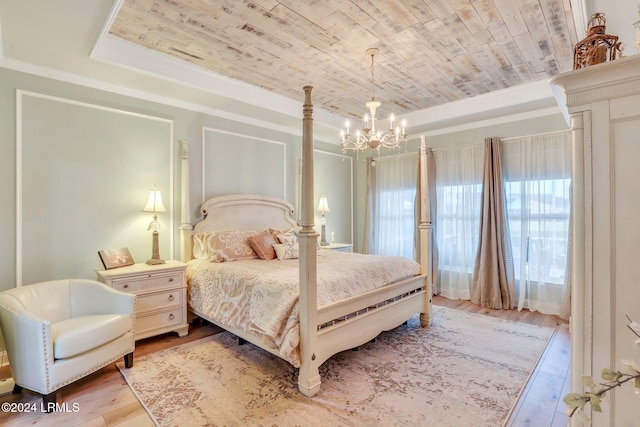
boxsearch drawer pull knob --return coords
[123,284,129,289]
[169,277,174,282]
[169,313,175,320]
[168,295,175,301]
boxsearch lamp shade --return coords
[143,189,165,213]
[317,197,330,213]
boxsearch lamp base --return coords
[320,224,329,246]
[147,230,165,265]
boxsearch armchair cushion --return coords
[52,313,133,359]
[0,279,135,402]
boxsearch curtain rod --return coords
[428,129,569,152]
[430,142,482,153]
[500,129,569,142]
[372,150,418,161]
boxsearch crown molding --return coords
[91,33,344,129]
[405,79,559,134]
[420,106,562,137]
[0,55,344,143]
[550,55,640,120]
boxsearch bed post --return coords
[419,135,433,327]
[179,140,193,262]
[297,86,321,397]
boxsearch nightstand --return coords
[321,243,353,252]
[97,260,189,340]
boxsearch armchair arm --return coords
[69,279,135,318]
[0,295,54,394]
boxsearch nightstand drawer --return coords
[96,260,189,339]
[112,273,183,293]
[137,288,184,313]
[137,307,184,333]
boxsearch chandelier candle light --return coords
[143,188,166,265]
[340,48,407,155]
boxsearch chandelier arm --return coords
[340,47,407,154]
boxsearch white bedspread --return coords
[187,250,421,367]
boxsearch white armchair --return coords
[0,279,135,410]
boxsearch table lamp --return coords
[317,196,330,246]
[143,188,166,265]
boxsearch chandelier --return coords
[340,48,407,154]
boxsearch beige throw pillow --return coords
[193,230,258,262]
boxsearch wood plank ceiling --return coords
[109,0,578,121]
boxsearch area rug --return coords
[118,306,553,427]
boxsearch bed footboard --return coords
[297,274,430,397]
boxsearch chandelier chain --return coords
[370,51,376,102]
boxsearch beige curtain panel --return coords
[471,137,515,309]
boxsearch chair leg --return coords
[124,352,134,368]
[12,384,22,394]
[42,392,56,412]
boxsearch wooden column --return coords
[297,86,321,397]
[569,111,591,401]
[418,135,433,327]
[178,140,193,262]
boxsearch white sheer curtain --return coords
[433,144,484,300]
[501,132,571,315]
[368,153,418,259]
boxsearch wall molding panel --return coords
[201,127,287,206]
[312,149,354,245]
[16,90,174,286]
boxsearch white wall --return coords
[587,0,638,56]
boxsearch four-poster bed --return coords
[179,86,434,397]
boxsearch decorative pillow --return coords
[269,227,287,239]
[193,230,258,262]
[273,243,299,260]
[276,229,297,245]
[247,229,277,260]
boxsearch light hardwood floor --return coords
[0,296,569,426]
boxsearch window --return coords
[433,144,484,300]
[502,132,571,314]
[375,188,416,259]
[505,179,571,285]
[367,154,418,259]
[437,183,482,272]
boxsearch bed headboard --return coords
[185,194,298,260]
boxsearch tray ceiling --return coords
[107,0,579,122]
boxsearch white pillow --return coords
[273,243,299,260]
[276,230,297,245]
